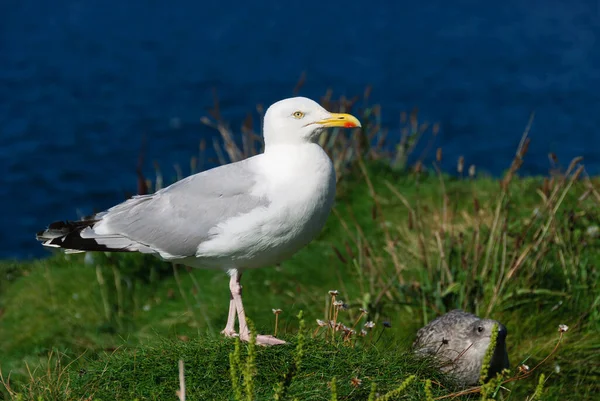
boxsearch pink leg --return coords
[229,269,286,346]
[220,291,237,337]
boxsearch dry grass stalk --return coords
[177,359,186,401]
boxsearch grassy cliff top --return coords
[2,159,599,400]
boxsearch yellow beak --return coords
[315,113,362,128]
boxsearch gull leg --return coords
[220,289,238,337]
[229,268,286,346]
[229,269,248,337]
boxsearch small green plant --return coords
[479,370,508,401]
[229,338,243,401]
[273,311,306,400]
[424,379,434,401]
[529,373,546,400]
[329,377,338,401]
[229,320,258,401]
[479,323,499,384]
[367,381,378,401]
[376,375,416,401]
[243,322,257,401]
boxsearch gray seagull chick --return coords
[413,309,510,386]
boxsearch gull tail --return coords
[36,219,137,254]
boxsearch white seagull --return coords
[36,97,361,345]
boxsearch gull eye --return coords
[477,326,484,333]
[292,111,305,119]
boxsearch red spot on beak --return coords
[344,122,356,128]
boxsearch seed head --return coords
[518,364,530,374]
[272,309,282,315]
[316,319,328,327]
[364,321,375,329]
[586,225,599,238]
[341,326,354,335]
[558,324,569,333]
[457,156,464,174]
[328,290,339,296]
[350,377,362,388]
[336,323,349,332]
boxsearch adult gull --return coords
[36,97,361,346]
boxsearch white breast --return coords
[194,143,336,269]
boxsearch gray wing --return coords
[83,157,269,258]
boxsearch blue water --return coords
[2,0,600,259]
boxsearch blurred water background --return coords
[2,0,600,258]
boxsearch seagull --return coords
[36,97,361,346]
[413,310,509,386]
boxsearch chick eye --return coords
[292,111,305,119]
[477,326,484,333]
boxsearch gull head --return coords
[263,97,361,146]
[467,318,508,353]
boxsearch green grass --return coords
[1,92,599,399]
[2,161,599,400]
[65,336,446,400]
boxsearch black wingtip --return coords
[37,220,90,240]
[36,218,133,253]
